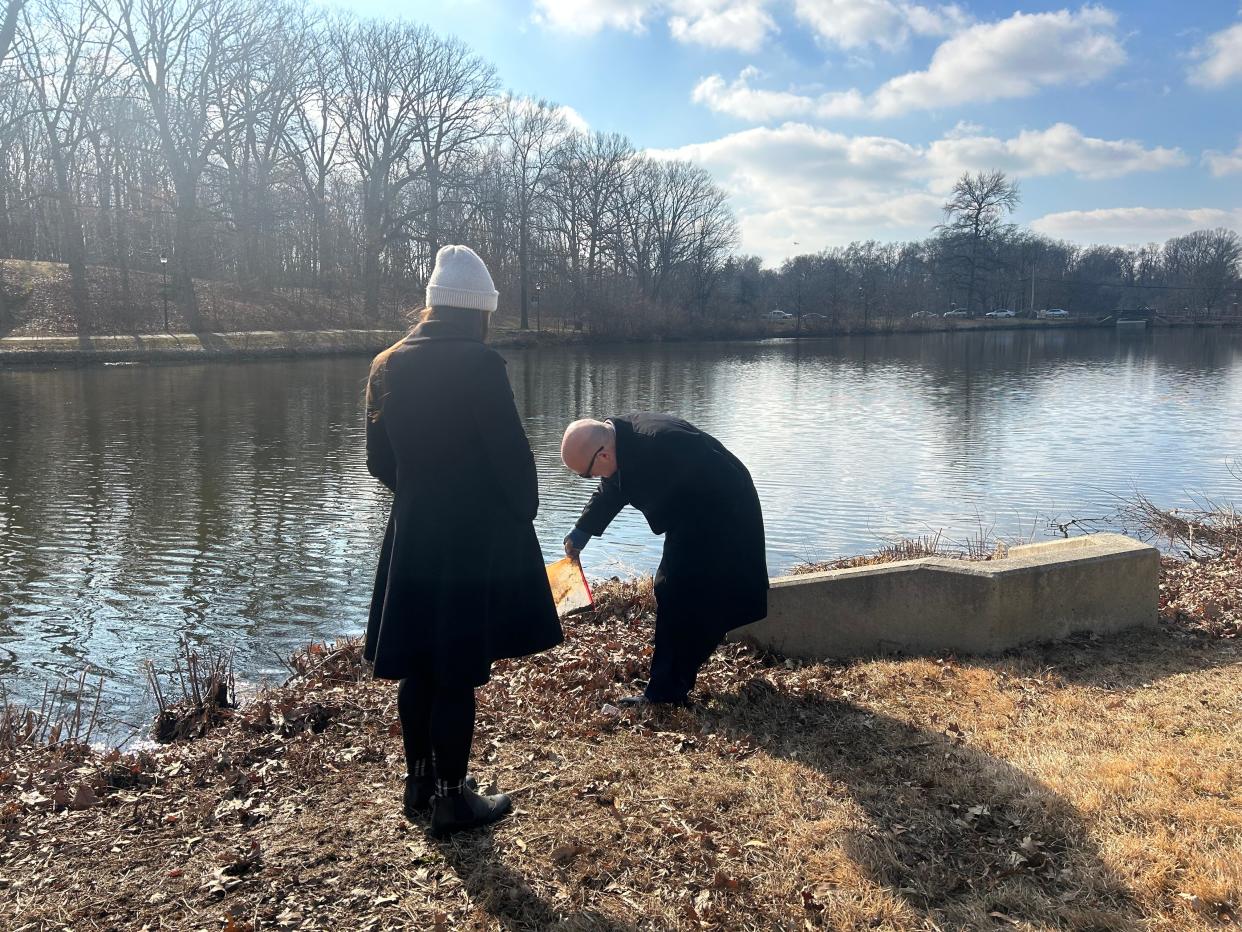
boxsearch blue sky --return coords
[336,1,1242,263]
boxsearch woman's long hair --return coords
[417,305,490,343]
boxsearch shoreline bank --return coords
[2,318,1225,367]
[1,559,1238,930]
[0,327,597,366]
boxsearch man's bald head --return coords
[561,418,618,479]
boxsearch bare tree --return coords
[334,19,429,318]
[940,169,1021,315]
[1166,228,1241,316]
[683,177,736,318]
[18,0,116,331]
[0,0,24,65]
[549,131,632,284]
[411,30,495,262]
[500,94,566,329]
[636,159,730,304]
[0,0,29,326]
[212,0,311,288]
[105,0,249,328]
[285,17,343,290]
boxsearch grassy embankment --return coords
[2,522,1239,931]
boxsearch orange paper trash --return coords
[547,556,594,617]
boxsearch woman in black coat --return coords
[365,245,562,836]
[561,414,768,705]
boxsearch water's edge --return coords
[0,319,1173,366]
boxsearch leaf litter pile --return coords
[2,561,1241,931]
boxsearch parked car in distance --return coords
[1043,308,1069,319]
[910,310,937,319]
[985,309,1016,318]
[762,309,793,321]
[942,309,969,318]
[801,313,827,322]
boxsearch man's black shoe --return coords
[404,774,478,818]
[429,786,512,837]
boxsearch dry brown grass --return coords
[788,530,1012,576]
[1120,491,1242,560]
[1,572,1240,931]
[0,259,379,336]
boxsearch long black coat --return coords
[575,414,768,637]
[363,319,562,684]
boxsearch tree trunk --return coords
[52,154,91,335]
[0,268,9,332]
[426,166,441,258]
[114,162,131,317]
[966,223,980,315]
[61,199,91,334]
[314,178,331,292]
[360,169,387,321]
[518,221,530,330]
[172,186,201,330]
[363,217,382,322]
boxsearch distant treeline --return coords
[749,222,1242,328]
[0,0,1238,337]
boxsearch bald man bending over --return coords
[561,414,768,706]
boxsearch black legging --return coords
[397,675,476,784]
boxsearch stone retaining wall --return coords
[0,328,562,365]
[0,329,407,364]
[732,533,1159,658]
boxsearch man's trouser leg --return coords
[645,606,721,703]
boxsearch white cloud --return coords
[735,195,944,258]
[649,121,1189,260]
[532,0,777,51]
[690,105,1182,187]
[694,8,1127,121]
[1188,20,1242,88]
[793,0,970,51]
[556,104,591,133]
[1031,207,1242,244]
[870,6,1127,116]
[532,0,655,34]
[650,123,925,206]
[647,123,939,256]
[691,68,865,120]
[1204,139,1242,177]
[669,1,777,52]
[926,123,1187,185]
[943,120,984,138]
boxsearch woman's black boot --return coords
[404,775,477,818]
[429,786,512,837]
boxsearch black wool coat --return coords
[575,414,769,637]
[363,320,563,684]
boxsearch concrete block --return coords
[732,533,1159,659]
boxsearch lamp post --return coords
[533,281,542,332]
[159,253,169,331]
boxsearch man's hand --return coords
[563,527,590,558]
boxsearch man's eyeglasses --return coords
[578,445,605,479]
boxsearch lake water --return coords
[2,328,1240,735]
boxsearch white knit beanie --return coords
[425,244,498,313]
